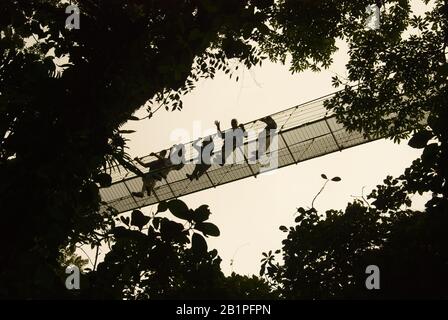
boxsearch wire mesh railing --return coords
[99,91,376,214]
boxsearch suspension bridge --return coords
[100,91,380,214]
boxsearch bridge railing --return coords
[99,91,374,214]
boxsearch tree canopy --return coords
[0,0,447,299]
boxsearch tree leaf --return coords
[167,199,191,221]
[408,130,433,149]
[120,216,130,226]
[321,174,328,180]
[160,218,185,242]
[131,210,150,230]
[192,233,208,255]
[157,201,169,213]
[421,143,439,167]
[193,205,211,223]
[118,130,136,134]
[195,222,220,237]
[297,207,306,214]
[331,177,342,182]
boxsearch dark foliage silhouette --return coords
[1,0,447,299]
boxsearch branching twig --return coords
[311,179,329,209]
[351,186,371,208]
[76,245,95,269]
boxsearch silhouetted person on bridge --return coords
[215,118,247,166]
[132,144,185,198]
[252,115,277,161]
[186,136,214,181]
